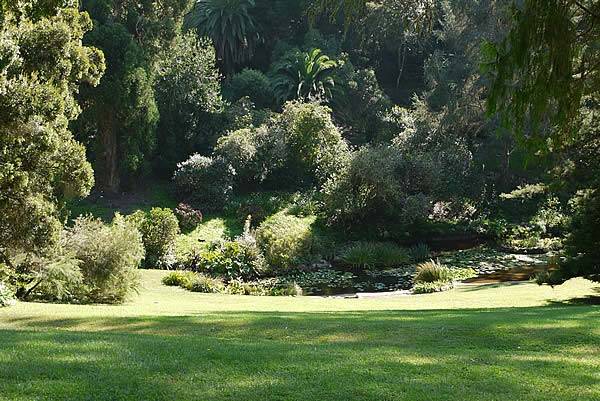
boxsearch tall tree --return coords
[154,32,224,174]
[185,0,261,73]
[76,0,189,192]
[0,5,105,265]
[485,0,600,284]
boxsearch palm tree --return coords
[185,0,261,73]
[271,48,338,104]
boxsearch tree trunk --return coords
[99,110,120,193]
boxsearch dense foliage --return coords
[61,215,144,302]
[255,212,316,272]
[322,145,439,235]
[0,6,104,268]
[128,208,180,268]
[77,0,189,192]
[3,0,599,304]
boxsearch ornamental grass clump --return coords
[414,260,453,283]
[339,242,409,270]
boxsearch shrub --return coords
[174,203,203,232]
[339,242,409,270]
[26,251,84,302]
[414,260,453,284]
[549,189,600,284]
[408,243,431,263]
[214,128,258,188]
[251,123,289,187]
[162,271,196,288]
[186,274,225,293]
[196,237,267,281]
[173,154,234,212]
[226,278,302,296]
[413,281,454,294]
[64,215,144,303]
[224,69,275,109]
[451,267,478,281]
[255,212,316,272]
[128,208,180,268]
[322,145,439,232]
[279,101,349,186]
[0,281,16,307]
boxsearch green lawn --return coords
[1,271,599,401]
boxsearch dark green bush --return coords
[196,236,267,281]
[408,243,431,263]
[279,101,349,186]
[544,189,600,284]
[338,242,409,271]
[322,145,439,233]
[173,154,234,212]
[255,212,316,272]
[225,69,275,109]
[128,208,180,268]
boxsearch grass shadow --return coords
[1,305,599,400]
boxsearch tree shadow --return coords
[1,306,599,400]
[546,287,600,306]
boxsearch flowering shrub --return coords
[0,281,16,307]
[174,203,203,232]
[173,154,234,211]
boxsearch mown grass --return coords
[1,271,598,401]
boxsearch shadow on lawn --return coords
[547,288,600,306]
[1,306,599,400]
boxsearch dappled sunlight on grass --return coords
[1,271,598,400]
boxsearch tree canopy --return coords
[0,6,105,264]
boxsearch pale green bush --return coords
[173,154,234,211]
[414,260,453,284]
[214,128,258,187]
[412,281,454,294]
[187,274,225,293]
[64,214,144,303]
[162,271,196,288]
[128,208,180,268]
[0,281,15,307]
[255,212,316,271]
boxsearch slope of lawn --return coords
[1,271,599,401]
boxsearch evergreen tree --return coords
[0,5,105,265]
[76,0,189,192]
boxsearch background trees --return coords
[76,0,189,192]
[2,0,598,299]
[185,0,261,73]
[154,33,224,175]
[485,0,600,284]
